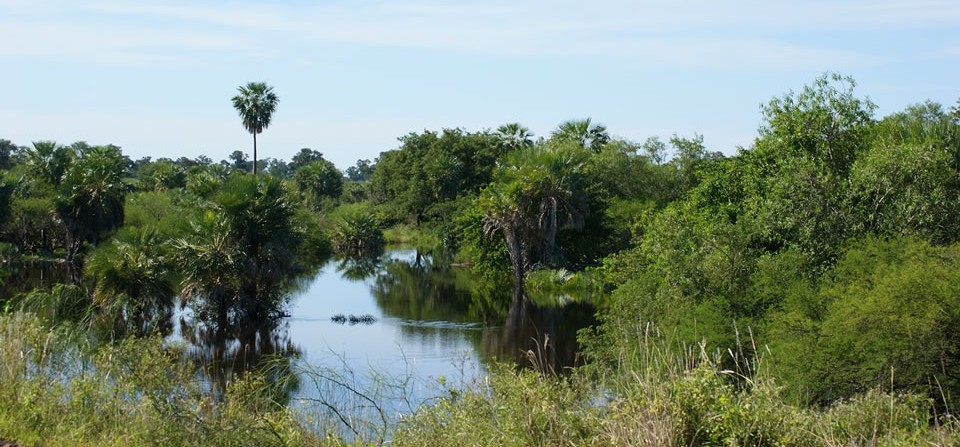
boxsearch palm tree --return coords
[24,140,74,185]
[495,123,534,150]
[174,213,244,320]
[55,145,128,282]
[479,144,589,285]
[551,118,610,152]
[231,82,279,175]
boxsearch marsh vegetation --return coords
[2,74,960,445]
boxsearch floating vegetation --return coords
[330,313,376,325]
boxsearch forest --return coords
[2,73,960,445]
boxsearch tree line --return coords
[2,73,960,413]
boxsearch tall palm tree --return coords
[231,82,279,175]
[551,118,610,152]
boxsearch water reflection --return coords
[177,310,300,400]
[335,256,381,282]
[100,294,176,338]
[4,249,598,412]
[484,287,597,373]
[0,261,68,300]
[371,250,508,325]
[367,249,596,373]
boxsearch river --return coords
[1,248,597,435]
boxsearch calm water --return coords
[2,249,597,432]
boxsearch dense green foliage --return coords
[2,72,960,445]
[588,73,960,410]
[369,128,506,224]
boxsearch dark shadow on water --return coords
[483,285,597,374]
[0,260,69,300]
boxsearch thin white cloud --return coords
[941,46,960,58]
[1,0,954,69]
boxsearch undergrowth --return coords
[0,313,330,447]
[1,311,958,446]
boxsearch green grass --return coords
[1,310,958,446]
[0,313,331,447]
[393,322,959,447]
[382,223,443,249]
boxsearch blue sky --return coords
[2,0,958,169]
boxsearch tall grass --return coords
[393,319,959,446]
[1,310,958,446]
[0,313,328,447]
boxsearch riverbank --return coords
[1,312,956,447]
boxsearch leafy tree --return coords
[741,73,878,265]
[759,72,875,177]
[231,82,278,176]
[0,139,17,170]
[641,136,667,164]
[551,118,610,153]
[174,156,199,169]
[195,154,213,166]
[0,174,11,232]
[227,150,250,173]
[767,237,960,405]
[265,158,292,178]
[369,129,504,223]
[345,159,375,181]
[289,148,325,171]
[135,158,186,191]
[669,133,723,192]
[293,158,344,210]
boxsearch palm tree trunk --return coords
[253,132,258,175]
[502,224,525,287]
[65,232,82,284]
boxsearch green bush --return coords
[328,203,385,257]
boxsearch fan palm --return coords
[551,118,610,152]
[55,145,128,282]
[496,123,534,150]
[479,144,589,285]
[231,82,279,175]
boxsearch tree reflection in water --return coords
[178,310,300,401]
[485,286,596,374]
[369,249,596,373]
[336,255,382,282]
[6,248,597,413]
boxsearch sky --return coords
[2,0,958,170]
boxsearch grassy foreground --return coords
[1,313,958,446]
